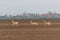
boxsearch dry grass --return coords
[0,28,60,40]
[0,19,60,40]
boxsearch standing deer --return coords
[43,20,51,26]
[30,21,39,29]
[12,20,19,26]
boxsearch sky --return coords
[0,0,60,15]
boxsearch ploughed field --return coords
[0,19,60,40]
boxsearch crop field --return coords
[0,19,60,40]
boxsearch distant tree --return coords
[4,14,8,17]
[48,11,52,14]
